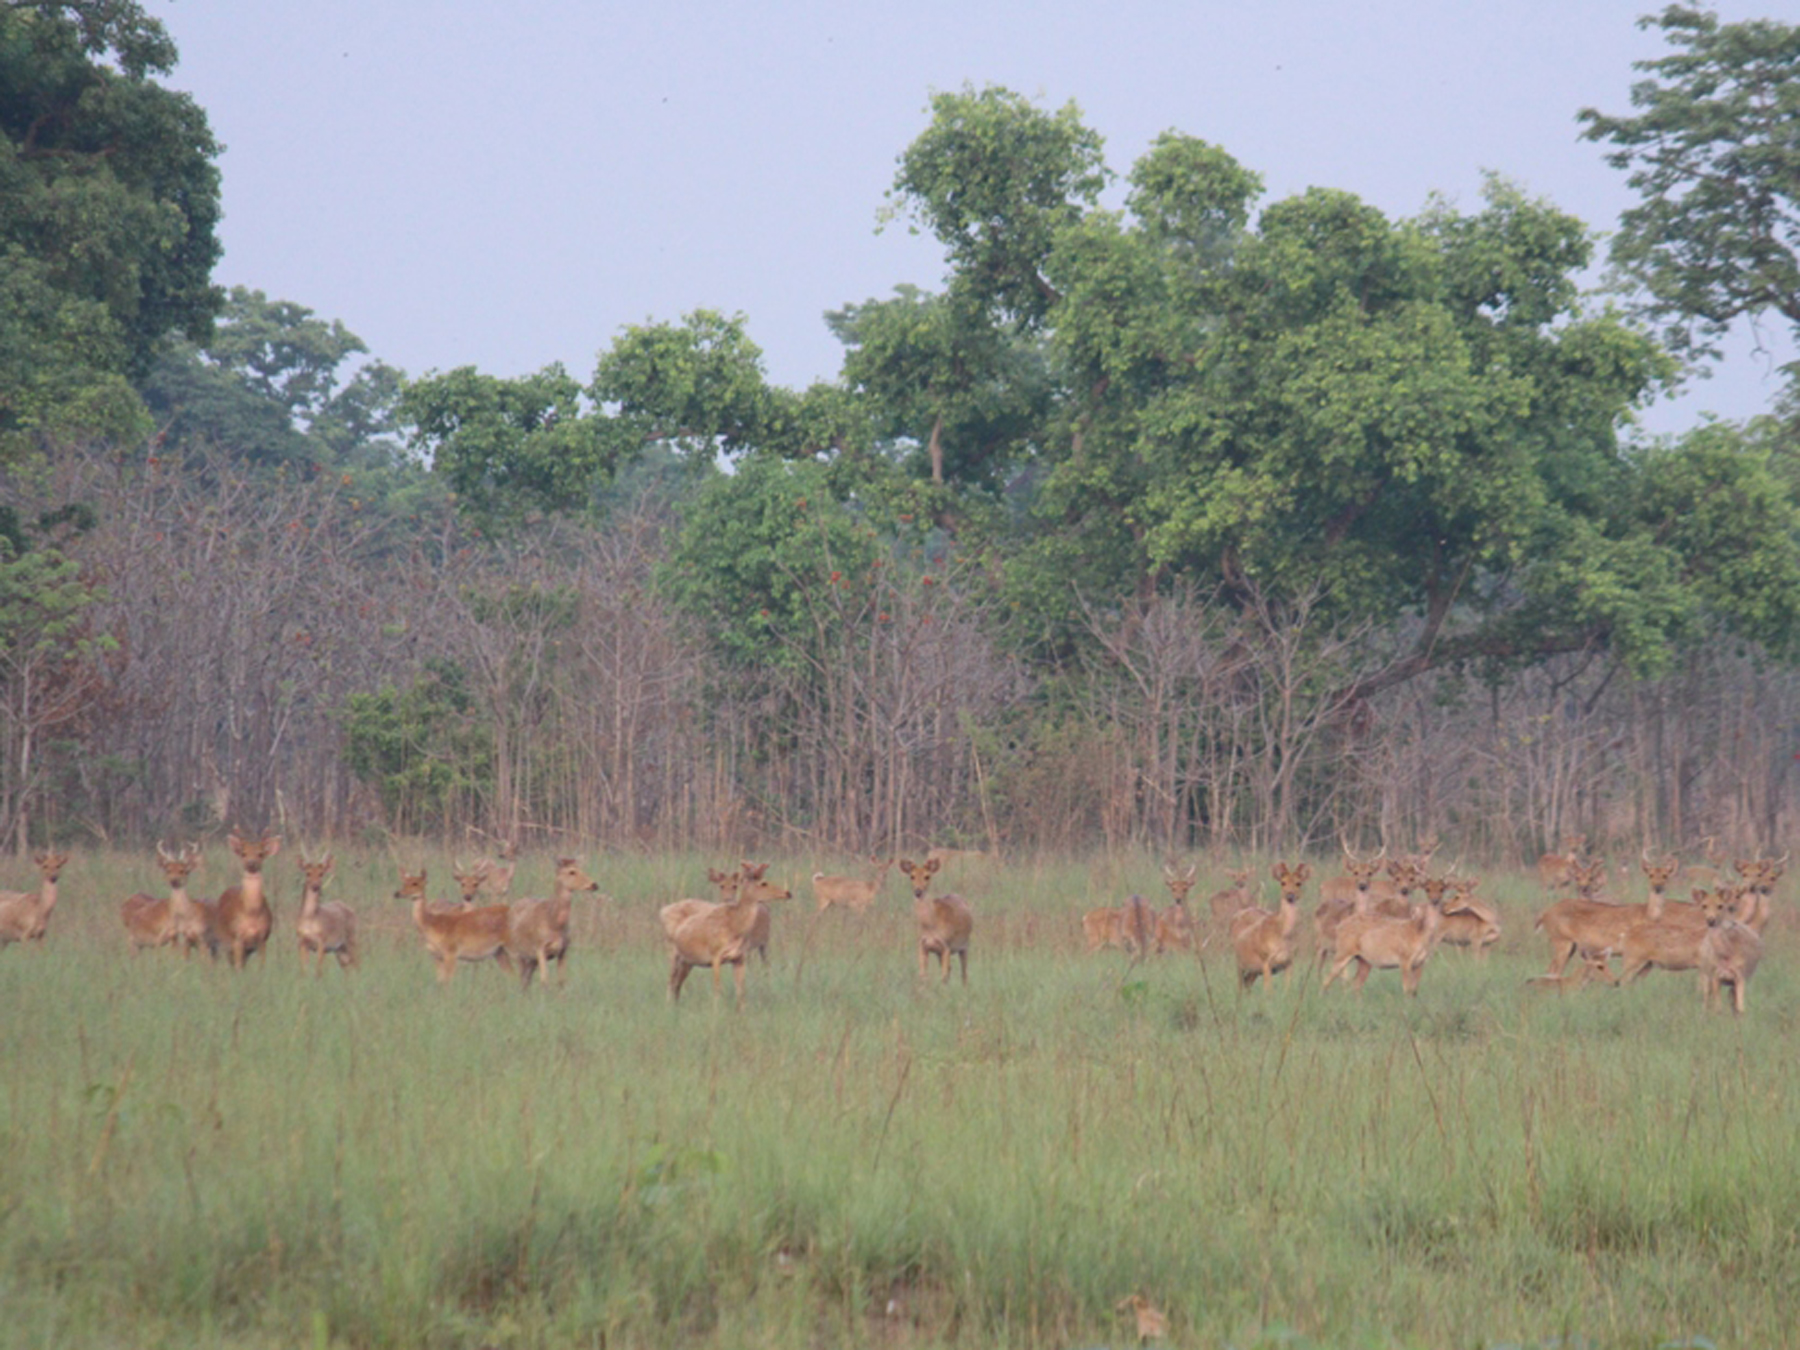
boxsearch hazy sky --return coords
[145,0,1794,435]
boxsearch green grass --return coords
[0,847,1791,1347]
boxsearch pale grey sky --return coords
[146,0,1795,435]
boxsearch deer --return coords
[1733,854,1785,932]
[295,853,357,974]
[506,856,600,988]
[1537,833,1587,893]
[1314,848,1398,968]
[1155,860,1199,953]
[1532,856,1643,980]
[0,849,70,946]
[899,857,974,984]
[1116,893,1157,960]
[811,857,894,914]
[1698,885,1764,1015]
[473,838,519,900]
[1081,904,1127,952]
[396,867,514,982]
[1322,874,1449,995]
[1229,861,1309,990]
[1205,865,1251,934]
[447,860,492,914]
[1616,883,1757,986]
[203,829,281,969]
[1434,875,1501,958]
[121,842,205,952]
[663,862,786,1002]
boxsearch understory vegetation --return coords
[0,848,1789,1348]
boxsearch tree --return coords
[1579,6,1800,362]
[0,1,222,457]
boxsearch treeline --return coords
[5,3,1800,860]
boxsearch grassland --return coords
[0,847,1790,1349]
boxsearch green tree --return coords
[1579,6,1800,362]
[0,1,222,457]
[342,659,492,835]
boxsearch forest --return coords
[6,2,1800,863]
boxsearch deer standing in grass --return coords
[663,862,787,1002]
[121,843,205,952]
[1699,886,1764,1015]
[1081,904,1127,952]
[1434,875,1501,958]
[812,858,894,914]
[295,854,356,975]
[1323,874,1449,995]
[1733,854,1784,932]
[900,857,973,984]
[397,867,514,982]
[1532,857,1643,981]
[1313,849,1397,968]
[1155,860,1198,953]
[0,850,69,946]
[473,839,518,900]
[506,857,599,988]
[1229,862,1309,990]
[205,830,281,968]
[1204,866,1250,941]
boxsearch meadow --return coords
[0,847,1790,1350]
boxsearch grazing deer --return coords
[506,856,599,988]
[1229,862,1309,990]
[1435,876,1501,958]
[396,867,514,982]
[294,854,356,975]
[1699,886,1764,1015]
[811,858,894,914]
[1537,834,1587,893]
[1155,860,1198,952]
[663,862,785,1002]
[206,829,281,968]
[0,850,70,946]
[1323,875,1448,995]
[121,843,204,952]
[899,857,974,984]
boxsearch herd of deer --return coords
[0,831,1777,1013]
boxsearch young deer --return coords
[206,829,281,968]
[663,862,786,1002]
[1323,875,1448,995]
[397,867,514,982]
[1229,861,1309,990]
[1699,886,1764,1015]
[811,858,894,914]
[121,843,204,952]
[0,850,70,946]
[506,856,599,988]
[295,854,356,975]
[900,857,974,984]
[1154,860,1198,953]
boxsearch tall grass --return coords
[0,847,1792,1347]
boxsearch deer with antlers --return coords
[1154,860,1198,953]
[295,853,357,975]
[121,842,205,953]
[203,829,281,969]
[397,867,514,982]
[899,857,974,984]
[811,857,894,915]
[1229,861,1310,990]
[662,861,788,1002]
[0,850,70,947]
[506,856,599,988]
[1314,846,1402,968]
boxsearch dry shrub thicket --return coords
[10,447,1795,858]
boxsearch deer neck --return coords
[300,883,322,920]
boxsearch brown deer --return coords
[1617,884,1755,985]
[1229,861,1309,989]
[1117,893,1157,960]
[1532,857,1641,980]
[1081,904,1127,952]
[663,862,786,1002]
[1314,849,1396,968]
[811,858,894,914]
[1537,833,1587,893]
[1435,876,1501,958]
[1733,854,1785,932]
[204,829,281,968]
[1155,860,1199,953]
[1699,886,1764,1015]
[396,867,514,982]
[0,850,69,946]
[1322,875,1449,995]
[295,854,357,975]
[473,838,519,900]
[506,856,599,988]
[121,842,204,952]
[1205,866,1251,935]
[899,857,974,984]
[446,861,491,914]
